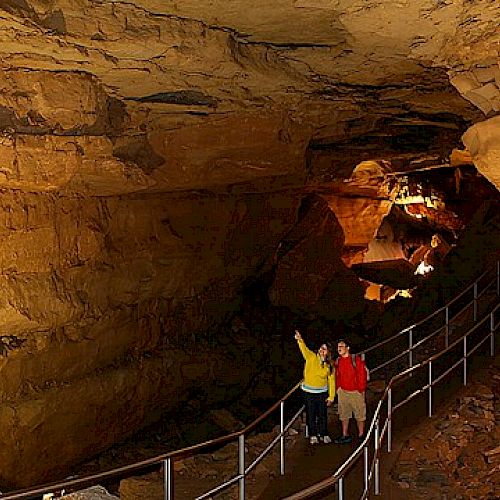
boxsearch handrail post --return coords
[463,335,467,386]
[387,388,392,453]
[497,260,500,296]
[445,306,449,348]
[363,444,369,491]
[280,401,285,476]
[303,407,309,438]
[428,362,433,417]
[473,282,478,322]
[164,458,173,500]
[374,418,380,495]
[408,329,413,371]
[338,476,344,500]
[491,312,495,357]
[239,434,245,500]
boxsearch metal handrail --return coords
[285,290,499,500]
[360,267,490,358]
[1,263,498,500]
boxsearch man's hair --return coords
[337,338,350,349]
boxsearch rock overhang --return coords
[0,1,498,195]
[0,0,499,488]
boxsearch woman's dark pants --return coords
[304,391,328,437]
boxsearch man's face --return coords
[337,342,349,357]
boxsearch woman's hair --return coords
[318,342,333,352]
[319,343,333,374]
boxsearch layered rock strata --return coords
[0,0,498,489]
[0,189,299,486]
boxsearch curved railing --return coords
[1,263,498,500]
[285,264,499,500]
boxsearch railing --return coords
[1,383,306,500]
[1,263,499,500]
[285,263,499,500]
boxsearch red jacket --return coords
[335,355,367,392]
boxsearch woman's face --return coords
[318,344,329,358]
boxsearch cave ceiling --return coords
[0,0,499,195]
[1,2,500,485]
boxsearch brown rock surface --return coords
[0,0,498,490]
[0,346,259,486]
[391,362,499,499]
[0,190,299,486]
[0,0,497,193]
[269,194,349,310]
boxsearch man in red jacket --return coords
[334,339,368,444]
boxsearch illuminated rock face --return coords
[0,190,300,485]
[0,0,498,487]
[463,116,500,190]
[269,194,365,314]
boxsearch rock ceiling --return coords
[0,0,499,194]
[0,0,500,488]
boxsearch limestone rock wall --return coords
[0,188,299,486]
[269,194,366,319]
[0,1,494,191]
[462,115,500,191]
[0,346,259,487]
[0,0,498,490]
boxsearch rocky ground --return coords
[60,354,498,499]
[389,358,499,500]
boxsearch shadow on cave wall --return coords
[74,197,500,481]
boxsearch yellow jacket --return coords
[297,339,336,401]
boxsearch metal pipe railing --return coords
[1,265,498,500]
[285,294,499,500]
[164,458,172,500]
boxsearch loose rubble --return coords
[61,486,118,499]
[391,362,499,499]
[120,419,306,500]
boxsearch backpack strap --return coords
[335,355,358,368]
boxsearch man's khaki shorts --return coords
[337,388,366,421]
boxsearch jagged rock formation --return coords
[269,194,365,315]
[0,0,498,489]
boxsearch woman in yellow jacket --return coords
[295,329,336,444]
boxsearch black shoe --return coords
[334,435,353,444]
